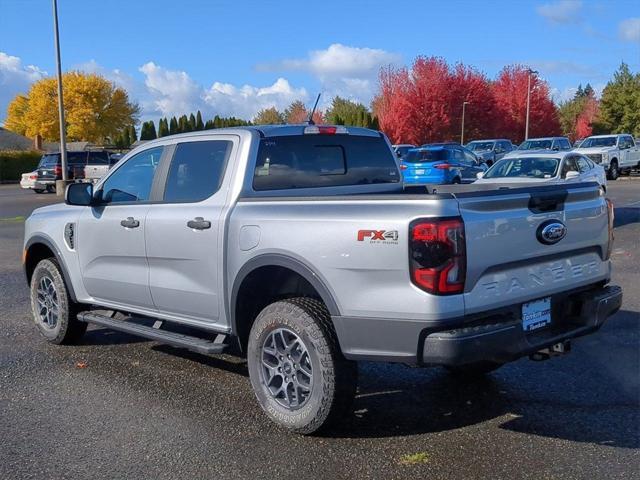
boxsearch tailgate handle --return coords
[528,191,568,213]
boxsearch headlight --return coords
[602,152,609,162]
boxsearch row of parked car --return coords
[393,133,640,190]
[20,150,123,193]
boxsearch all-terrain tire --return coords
[29,258,87,344]
[247,297,357,435]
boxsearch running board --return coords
[77,312,228,355]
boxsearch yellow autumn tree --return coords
[5,71,139,143]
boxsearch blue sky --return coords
[1,0,639,124]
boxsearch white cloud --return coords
[258,43,401,105]
[536,0,583,24]
[0,52,46,123]
[203,78,307,120]
[136,62,307,121]
[619,17,640,42]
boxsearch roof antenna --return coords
[307,93,321,125]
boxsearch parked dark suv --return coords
[37,151,111,192]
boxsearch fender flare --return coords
[229,253,340,335]
[24,234,78,302]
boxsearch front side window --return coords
[164,140,233,202]
[253,134,399,190]
[99,147,163,203]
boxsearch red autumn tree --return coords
[492,65,561,143]
[575,95,600,139]
[375,58,500,145]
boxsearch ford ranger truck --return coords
[23,125,622,434]
[573,134,640,180]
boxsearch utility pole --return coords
[461,101,470,145]
[525,68,538,141]
[52,0,68,195]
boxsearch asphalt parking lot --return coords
[0,182,638,480]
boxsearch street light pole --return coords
[52,0,68,194]
[461,101,470,145]
[525,68,538,141]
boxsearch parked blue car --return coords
[401,145,487,185]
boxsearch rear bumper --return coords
[333,284,622,365]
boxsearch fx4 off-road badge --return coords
[357,230,399,244]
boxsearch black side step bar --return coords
[77,312,227,355]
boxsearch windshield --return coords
[403,149,449,163]
[518,139,552,150]
[484,157,560,179]
[467,141,494,152]
[580,136,617,148]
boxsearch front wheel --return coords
[607,160,619,181]
[247,297,357,435]
[29,258,87,344]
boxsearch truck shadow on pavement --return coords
[78,313,638,448]
[614,207,640,228]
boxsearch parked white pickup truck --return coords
[573,134,640,180]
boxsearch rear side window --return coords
[253,135,399,190]
[164,140,233,202]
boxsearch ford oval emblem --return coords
[537,220,567,245]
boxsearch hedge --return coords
[0,151,43,182]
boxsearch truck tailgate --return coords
[455,183,610,314]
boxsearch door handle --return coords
[120,217,140,228]
[187,217,211,230]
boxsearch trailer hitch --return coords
[529,340,571,361]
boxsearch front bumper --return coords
[333,284,622,365]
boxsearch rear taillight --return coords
[434,163,452,170]
[409,217,466,295]
[54,165,62,176]
[400,163,407,170]
[605,198,614,259]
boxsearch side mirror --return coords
[396,151,403,158]
[565,171,580,180]
[65,182,93,206]
[476,172,484,179]
[552,145,560,151]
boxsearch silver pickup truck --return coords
[23,125,622,434]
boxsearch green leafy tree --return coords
[122,127,131,147]
[129,125,137,143]
[189,113,197,131]
[595,62,640,136]
[140,120,157,140]
[196,111,204,130]
[253,107,284,125]
[325,96,376,128]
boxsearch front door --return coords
[146,138,235,326]
[77,146,164,309]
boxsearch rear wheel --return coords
[445,361,503,378]
[247,297,357,434]
[607,160,619,180]
[29,258,86,344]
[46,185,56,193]
[452,176,461,184]
[33,188,46,194]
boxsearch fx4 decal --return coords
[357,230,399,244]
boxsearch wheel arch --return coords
[24,234,78,302]
[230,254,340,351]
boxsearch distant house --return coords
[0,127,58,152]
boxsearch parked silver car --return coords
[465,139,514,166]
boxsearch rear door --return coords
[455,183,610,314]
[145,137,236,326]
